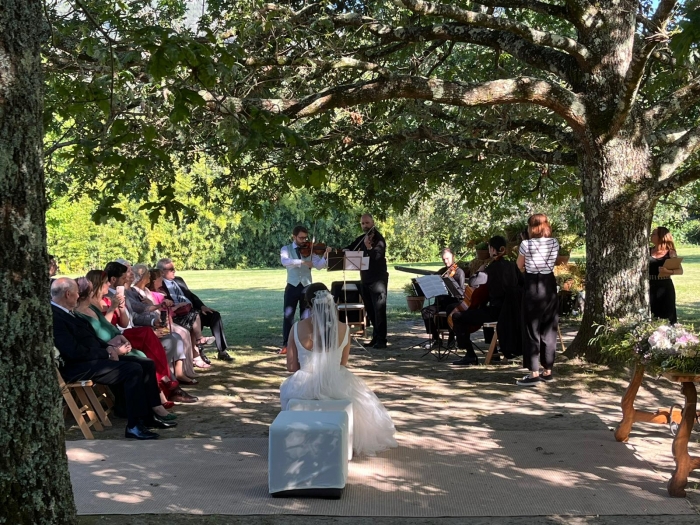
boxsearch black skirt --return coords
[649,278,677,324]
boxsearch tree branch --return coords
[656,124,700,181]
[414,125,578,165]
[645,76,700,125]
[654,163,700,195]
[329,125,576,165]
[206,75,586,132]
[333,16,582,86]
[242,55,393,76]
[394,0,591,66]
[607,0,678,139]
[469,0,572,21]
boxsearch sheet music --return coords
[344,251,369,271]
[415,275,448,299]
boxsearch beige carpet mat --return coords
[67,431,695,516]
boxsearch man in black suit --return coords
[51,278,166,439]
[343,214,389,348]
[156,258,233,362]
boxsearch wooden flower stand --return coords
[615,363,700,497]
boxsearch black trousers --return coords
[421,298,459,339]
[200,309,228,352]
[451,305,500,356]
[60,354,159,427]
[362,275,388,343]
[522,272,559,372]
[283,283,308,346]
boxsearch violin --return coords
[442,262,458,278]
[298,241,337,258]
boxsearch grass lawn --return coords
[169,245,700,351]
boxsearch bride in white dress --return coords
[280,283,398,456]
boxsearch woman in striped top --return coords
[516,214,560,386]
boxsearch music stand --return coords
[328,251,371,353]
[402,277,439,353]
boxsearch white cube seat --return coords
[287,398,354,460]
[268,410,348,498]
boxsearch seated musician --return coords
[421,248,465,349]
[450,236,523,366]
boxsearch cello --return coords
[446,248,507,331]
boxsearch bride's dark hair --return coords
[304,282,329,305]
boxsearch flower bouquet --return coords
[593,315,700,376]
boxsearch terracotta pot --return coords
[406,296,426,312]
[476,249,490,260]
[555,255,570,265]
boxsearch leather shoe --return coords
[169,388,199,403]
[146,416,178,429]
[125,424,159,440]
[217,350,234,361]
[372,341,387,349]
[451,356,479,366]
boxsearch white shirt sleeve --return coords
[312,253,327,270]
[281,245,303,268]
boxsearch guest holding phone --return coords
[650,227,682,325]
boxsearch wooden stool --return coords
[484,324,567,364]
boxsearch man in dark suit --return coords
[156,258,233,362]
[51,278,166,439]
[343,214,389,348]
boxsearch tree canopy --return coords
[43,0,700,355]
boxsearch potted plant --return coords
[475,241,490,260]
[403,282,425,312]
[556,247,571,266]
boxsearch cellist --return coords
[421,248,465,349]
[450,236,523,366]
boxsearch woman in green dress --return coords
[74,273,176,419]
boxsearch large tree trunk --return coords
[567,129,655,361]
[0,1,78,523]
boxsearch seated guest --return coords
[420,248,465,348]
[51,278,175,439]
[147,268,210,369]
[74,273,147,360]
[130,263,198,383]
[450,236,523,366]
[104,261,197,404]
[156,257,233,362]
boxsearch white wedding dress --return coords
[280,322,398,456]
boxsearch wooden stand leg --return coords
[484,331,499,365]
[615,364,645,442]
[668,381,700,497]
[557,325,566,352]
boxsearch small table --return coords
[615,364,700,497]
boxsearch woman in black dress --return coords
[649,227,682,324]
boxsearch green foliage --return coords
[402,281,419,297]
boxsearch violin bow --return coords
[352,224,376,251]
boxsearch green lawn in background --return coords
[60,247,699,352]
[178,246,700,351]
